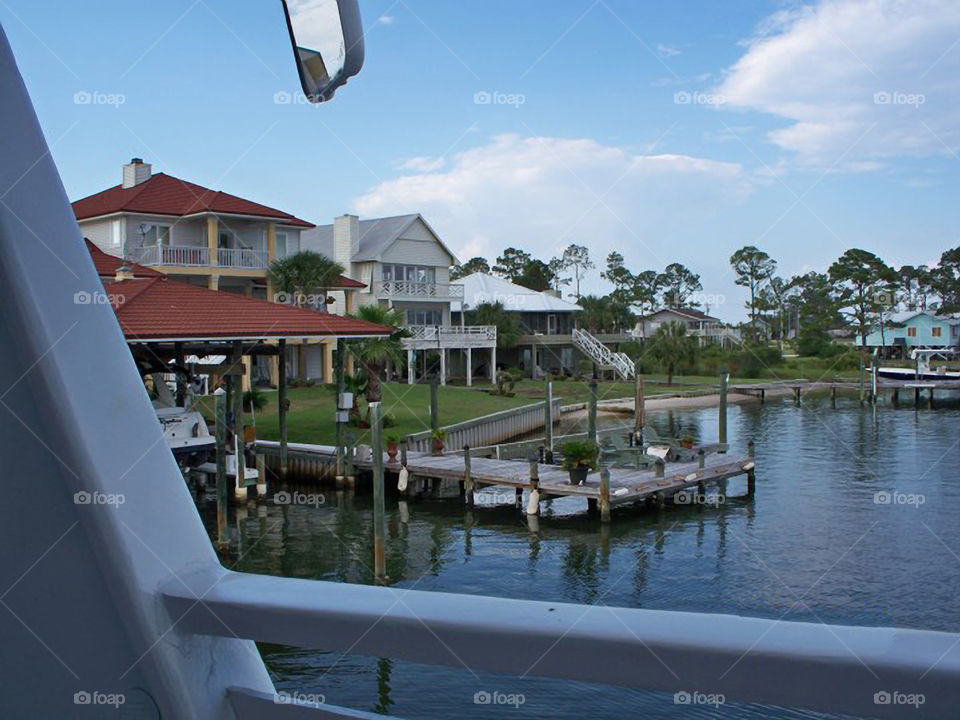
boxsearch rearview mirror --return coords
[281,0,365,103]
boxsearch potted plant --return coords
[558,440,599,485]
[385,431,401,462]
[681,434,695,449]
[431,429,446,456]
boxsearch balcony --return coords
[402,324,497,350]
[127,245,269,270]
[374,280,465,301]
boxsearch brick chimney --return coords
[333,214,359,269]
[122,158,152,189]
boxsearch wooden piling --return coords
[215,390,228,550]
[655,458,665,478]
[528,457,540,516]
[588,379,599,444]
[370,401,387,584]
[599,467,611,523]
[463,445,474,507]
[634,375,645,447]
[278,338,289,480]
[430,375,439,433]
[858,352,865,404]
[231,341,246,499]
[718,372,729,449]
[544,378,554,463]
[747,440,756,495]
[256,454,267,496]
[335,338,346,485]
[793,385,801,406]
[698,448,705,469]
[831,384,837,408]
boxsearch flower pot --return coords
[431,438,445,456]
[387,442,399,462]
[681,441,693,449]
[568,466,589,485]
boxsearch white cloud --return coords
[397,156,446,172]
[657,42,682,57]
[717,0,960,166]
[353,135,754,291]
[377,15,396,25]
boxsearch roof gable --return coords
[303,214,458,264]
[454,273,581,313]
[72,173,314,227]
[85,239,162,278]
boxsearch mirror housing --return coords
[281,0,365,103]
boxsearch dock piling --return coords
[655,458,665,478]
[718,372,729,449]
[544,378,554,463]
[463,445,474,507]
[527,457,540,516]
[278,338,289,479]
[256,454,267,496]
[588,379,599,445]
[599,467,611,523]
[370,401,387,584]
[430,375,439,433]
[635,375,645,447]
[215,390,228,550]
[698,448,705,469]
[747,440,756,495]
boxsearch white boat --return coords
[150,372,215,467]
[876,349,960,382]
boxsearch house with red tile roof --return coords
[73,158,320,299]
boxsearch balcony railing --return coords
[375,280,465,300]
[126,245,269,270]
[402,324,497,349]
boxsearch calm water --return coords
[199,394,960,718]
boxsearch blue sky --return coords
[3,0,958,321]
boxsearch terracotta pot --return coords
[387,442,399,461]
[682,441,694,449]
[431,438,445,456]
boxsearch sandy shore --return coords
[568,384,803,416]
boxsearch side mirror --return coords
[281,0,365,103]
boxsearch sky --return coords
[3,0,959,322]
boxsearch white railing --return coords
[127,245,211,267]
[402,324,497,349]
[217,247,269,269]
[375,280,465,300]
[573,327,635,380]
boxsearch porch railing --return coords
[126,245,269,269]
[217,247,269,269]
[375,280,465,300]
[402,324,497,349]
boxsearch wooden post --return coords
[718,372,729,449]
[655,458,664,478]
[634,375,645,447]
[858,352,865,404]
[527,456,540,516]
[698,448,705,469]
[256,454,267,496]
[463,445,474,507]
[870,354,879,404]
[278,338,289,480]
[588,379,598,444]
[747,440,756,495]
[544,378,554,463]
[914,387,920,406]
[370,401,386,583]
[174,341,186,407]
[793,385,801,406]
[430,374,439,433]
[335,338,346,485]
[831,384,837,408]
[599,467,611,523]
[232,341,246,497]
[215,390,228,550]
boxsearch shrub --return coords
[557,440,599,471]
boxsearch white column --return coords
[407,349,415,385]
[466,347,472,387]
[440,349,447,386]
[490,347,497,382]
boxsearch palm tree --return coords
[348,305,407,405]
[270,250,345,307]
[466,302,521,348]
[647,321,696,385]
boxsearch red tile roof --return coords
[85,239,163,279]
[103,277,390,341]
[72,172,314,228]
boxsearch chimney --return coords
[333,214,359,268]
[122,158,152,189]
[114,262,135,282]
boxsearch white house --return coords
[636,307,740,347]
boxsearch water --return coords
[199,394,960,718]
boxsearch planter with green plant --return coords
[681,434,694,449]
[385,431,401,462]
[431,429,446,456]
[558,440,599,485]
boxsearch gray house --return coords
[302,214,496,385]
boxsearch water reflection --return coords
[197,393,960,719]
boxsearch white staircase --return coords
[572,328,635,380]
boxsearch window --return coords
[140,223,171,247]
[383,264,435,284]
[406,309,443,325]
[548,314,557,335]
[276,232,288,259]
[907,327,917,337]
[932,327,941,338]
